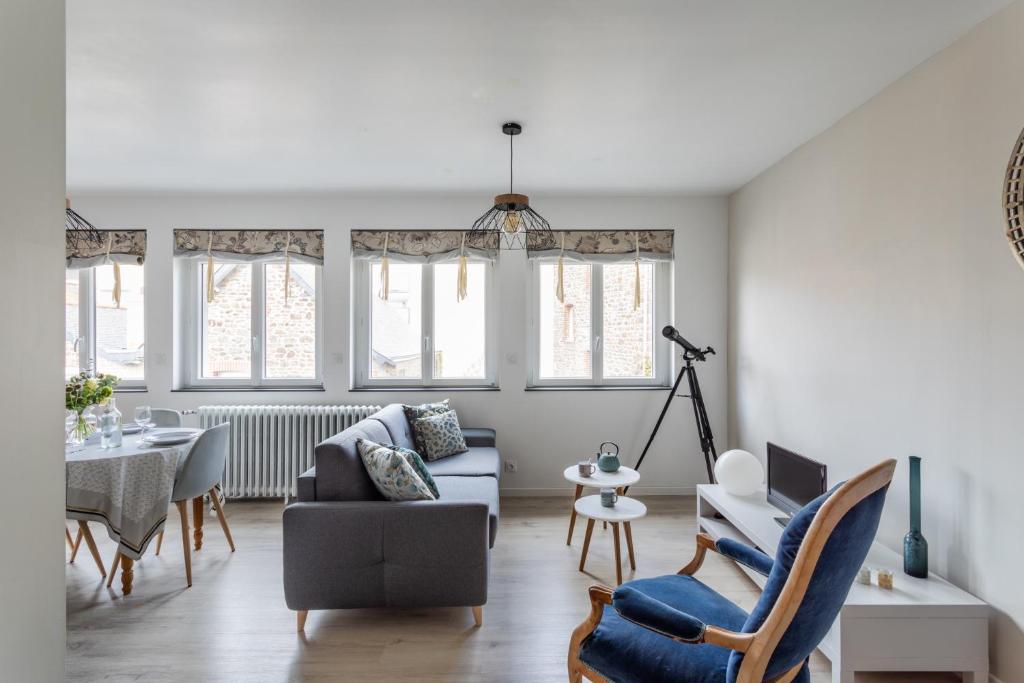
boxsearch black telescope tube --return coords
[662,325,705,361]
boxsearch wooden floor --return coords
[67,497,960,682]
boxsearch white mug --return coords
[578,461,596,477]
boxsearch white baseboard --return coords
[499,486,696,497]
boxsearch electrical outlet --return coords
[503,460,517,474]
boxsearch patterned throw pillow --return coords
[393,445,440,499]
[356,438,437,501]
[412,410,469,461]
[403,399,451,454]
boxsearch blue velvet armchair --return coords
[568,459,896,683]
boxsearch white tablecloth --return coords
[66,439,193,560]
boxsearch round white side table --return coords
[574,494,647,585]
[562,465,640,545]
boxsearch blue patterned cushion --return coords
[402,400,451,454]
[412,410,468,461]
[356,438,437,501]
[393,446,440,498]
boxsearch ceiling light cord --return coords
[509,132,514,194]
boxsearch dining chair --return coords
[112,423,235,589]
[150,409,183,428]
[568,459,896,683]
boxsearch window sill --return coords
[350,386,500,392]
[114,386,149,393]
[525,385,670,391]
[172,385,325,392]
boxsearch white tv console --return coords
[696,484,989,683]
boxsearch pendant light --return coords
[469,122,551,249]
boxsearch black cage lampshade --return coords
[469,122,551,249]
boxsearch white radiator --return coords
[197,404,381,499]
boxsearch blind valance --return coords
[526,229,674,262]
[351,230,499,263]
[174,229,325,265]
[66,230,146,270]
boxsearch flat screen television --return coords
[766,443,827,524]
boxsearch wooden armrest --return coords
[568,584,614,659]
[679,532,718,575]
[704,625,754,652]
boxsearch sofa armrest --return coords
[461,427,496,448]
[283,500,490,610]
[296,467,317,502]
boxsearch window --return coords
[353,259,496,387]
[529,260,670,387]
[65,264,146,387]
[183,260,322,388]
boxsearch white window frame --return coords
[527,259,672,388]
[182,259,324,389]
[67,266,147,390]
[352,258,498,389]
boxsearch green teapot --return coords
[597,441,621,473]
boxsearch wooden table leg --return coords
[77,521,106,579]
[579,519,595,572]
[624,522,636,571]
[192,496,204,551]
[120,555,134,595]
[612,522,623,586]
[566,484,583,545]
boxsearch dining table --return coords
[65,432,198,595]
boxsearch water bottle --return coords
[100,397,123,449]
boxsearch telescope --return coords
[662,325,715,362]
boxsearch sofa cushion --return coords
[313,419,393,501]
[369,404,416,451]
[357,438,437,502]
[424,446,501,479]
[402,399,451,453]
[412,410,469,461]
[434,475,499,548]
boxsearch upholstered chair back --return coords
[727,460,894,682]
[150,408,183,428]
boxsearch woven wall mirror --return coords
[1005,126,1024,269]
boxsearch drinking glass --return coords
[134,405,152,442]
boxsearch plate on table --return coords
[123,424,145,435]
[141,428,203,447]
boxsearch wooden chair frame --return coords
[568,459,896,683]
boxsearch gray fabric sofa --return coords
[283,404,500,630]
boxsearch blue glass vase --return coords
[903,456,929,578]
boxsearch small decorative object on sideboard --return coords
[596,442,621,473]
[600,487,619,507]
[876,568,895,590]
[65,372,119,445]
[714,449,764,496]
[903,455,929,578]
[577,460,595,478]
[856,565,872,585]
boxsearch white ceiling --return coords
[67,0,1009,194]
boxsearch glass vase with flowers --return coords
[65,372,119,445]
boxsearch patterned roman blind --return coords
[65,230,146,270]
[350,230,499,263]
[174,229,324,264]
[525,229,674,262]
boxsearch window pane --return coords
[264,263,318,379]
[433,263,486,379]
[370,263,422,379]
[539,262,592,379]
[65,270,80,379]
[95,264,145,381]
[202,262,252,379]
[602,263,655,379]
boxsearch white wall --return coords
[71,193,728,495]
[728,2,1024,679]
[0,1,66,679]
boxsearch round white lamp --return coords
[714,449,764,496]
